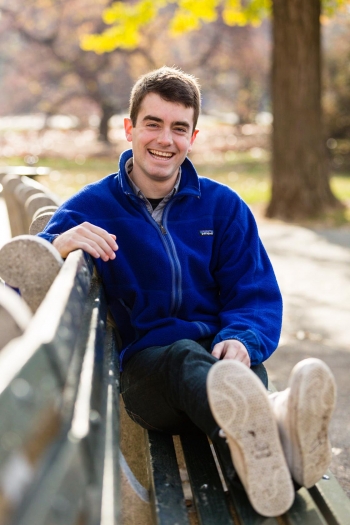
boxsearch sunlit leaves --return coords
[323,0,348,16]
[102,0,161,25]
[169,0,219,35]
[82,0,271,52]
[81,0,166,52]
[222,0,270,26]
[81,0,350,53]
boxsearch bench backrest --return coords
[0,285,32,350]
[0,249,121,525]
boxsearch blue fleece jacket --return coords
[38,149,282,369]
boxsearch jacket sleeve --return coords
[211,195,282,365]
[36,191,93,244]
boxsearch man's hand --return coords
[52,222,118,261]
[211,339,251,367]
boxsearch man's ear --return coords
[188,129,199,153]
[124,118,133,142]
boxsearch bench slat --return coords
[180,431,235,525]
[0,255,121,525]
[99,326,121,525]
[63,275,121,525]
[286,488,328,525]
[213,443,281,524]
[4,264,101,525]
[11,438,88,525]
[0,347,61,470]
[86,319,121,525]
[309,473,350,525]
[147,430,190,525]
[215,441,341,525]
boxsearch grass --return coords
[194,152,271,204]
[2,153,350,224]
[3,152,272,203]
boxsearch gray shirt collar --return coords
[125,158,181,199]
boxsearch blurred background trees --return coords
[0,0,272,139]
[0,0,135,141]
[323,14,350,142]
[0,0,349,220]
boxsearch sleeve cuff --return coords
[36,232,60,244]
[211,328,264,364]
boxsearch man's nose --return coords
[157,128,173,145]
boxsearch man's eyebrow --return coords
[143,115,163,123]
[142,115,190,129]
[173,120,191,129]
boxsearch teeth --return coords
[149,149,173,158]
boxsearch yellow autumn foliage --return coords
[80,0,350,53]
[178,0,219,22]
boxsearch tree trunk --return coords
[267,0,342,220]
[98,103,116,143]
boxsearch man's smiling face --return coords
[124,92,198,196]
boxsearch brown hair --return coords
[129,66,201,132]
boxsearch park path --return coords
[258,219,350,497]
[1,192,350,496]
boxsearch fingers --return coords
[211,342,224,360]
[212,339,251,367]
[53,222,118,261]
[78,223,118,261]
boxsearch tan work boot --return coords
[207,360,294,517]
[269,358,336,488]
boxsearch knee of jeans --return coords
[169,338,213,356]
[164,339,214,367]
[170,338,198,349]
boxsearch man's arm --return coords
[209,193,282,367]
[52,222,118,260]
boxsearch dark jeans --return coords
[120,337,268,444]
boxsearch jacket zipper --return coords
[119,195,184,367]
[161,202,182,316]
[139,199,182,316]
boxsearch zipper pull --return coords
[160,224,167,235]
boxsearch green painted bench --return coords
[0,250,120,525]
[147,428,350,525]
[0,238,349,525]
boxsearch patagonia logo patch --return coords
[199,230,214,236]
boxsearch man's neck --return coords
[129,170,178,199]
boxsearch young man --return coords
[38,66,336,517]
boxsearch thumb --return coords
[211,341,224,359]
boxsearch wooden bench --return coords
[0,246,120,525]
[0,231,349,524]
[146,422,350,525]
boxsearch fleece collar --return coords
[118,149,201,199]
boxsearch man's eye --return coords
[175,128,186,133]
[147,123,158,128]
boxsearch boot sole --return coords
[207,360,294,517]
[287,358,336,488]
